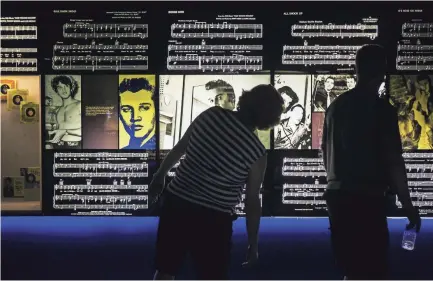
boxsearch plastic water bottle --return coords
[401,229,417,251]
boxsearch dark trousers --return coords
[324,190,390,280]
[154,191,234,279]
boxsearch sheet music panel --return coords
[394,8,433,72]
[0,16,38,73]
[262,150,433,217]
[43,150,156,216]
[276,8,384,73]
[165,8,266,73]
[41,6,151,73]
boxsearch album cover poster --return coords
[20,167,41,189]
[119,75,156,150]
[2,176,25,198]
[311,112,325,150]
[20,102,39,123]
[159,74,271,149]
[312,74,386,112]
[44,75,82,149]
[389,75,433,150]
[82,75,119,149]
[7,89,29,111]
[312,74,353,112]
[273,74,312,149]
[1,79,17,101]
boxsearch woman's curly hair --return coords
[236,84,284,130]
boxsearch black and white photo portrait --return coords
[45,75,82,149]
[274,74,312,149]
[159,75,271,149]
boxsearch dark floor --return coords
[1,217,432,280]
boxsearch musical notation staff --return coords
[53,171,148,178]
[407,173,433,179]
[283,45,362,51]
[55,184,148,191]
[291,24,379,39]
[282,171,327,177]
[167,54,262,72]
[63,23,148,39]
[54,152,149,158]
[54,194,147,202]
[402,23,433,38]
[409,181,432,187]
[282,54,356,66]
[171,22,263,39]
[403,152,433,158]
[54,44,148,51]
[283,157,322,163]
[283,165,324,171]
[0,58,37,72]
[283,191,323,198]
[282,199,325,205]
[0,58,37,64]
[282,184,327,189]
[168,64,261,72]
[406,164,433,171]
[398,45,433,51]
[0,25,37,31]
[54,163,148,170]
[397,201,433,207]
[52,55,148,71]
[0,26,37,40]
[1,48,37,53]
[168,44,262,51]
[54,204,147,210]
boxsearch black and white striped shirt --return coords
[167,106,266,214]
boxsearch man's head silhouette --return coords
[355,44,387,91]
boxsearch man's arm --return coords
[245,153,267,247]
[381,104,413,209]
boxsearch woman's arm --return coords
[245,153,267,247]
[154,122,195,178]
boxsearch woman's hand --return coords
[242,244,259,268]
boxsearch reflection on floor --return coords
[2,217,433,280]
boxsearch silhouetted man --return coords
[321,44,421,280]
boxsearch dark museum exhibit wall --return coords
[0,1,432,217]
